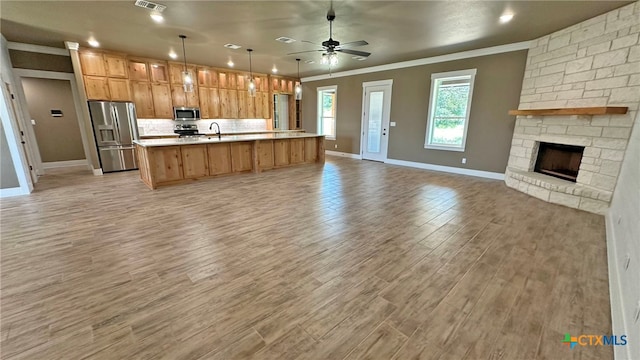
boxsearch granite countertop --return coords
[139,130,304,138]
[134,132,324,147]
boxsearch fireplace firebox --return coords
[534,142,585,182]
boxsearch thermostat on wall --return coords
[51,109,63,117]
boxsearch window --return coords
[317,86,337,140]
[425,69,476,152]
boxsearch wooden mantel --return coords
[508,106,628,116]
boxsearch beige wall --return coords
[303,50,528,173]
[21,77,85,162]
[0,121,20,188]
[9,50,73,73]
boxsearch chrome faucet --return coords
[209,122,221,140]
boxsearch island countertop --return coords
[134,132,324,147]
[139,129,305,139]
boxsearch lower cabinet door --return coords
[207,143,232,175]
[151,146,183,183]
[181,144,209,179]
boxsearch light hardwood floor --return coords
[0,157,612,359]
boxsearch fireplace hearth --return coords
[534,142,585,182]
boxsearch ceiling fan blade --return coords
[287,49,324,55]
[336,49,371,57]
[336,40,368,49]
[301,40,320,46]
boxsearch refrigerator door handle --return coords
[111,104,123,143]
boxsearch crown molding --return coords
[64,42,79,51]
[301,41,531,82]
[7,42,70,56]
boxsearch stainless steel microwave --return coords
[173,107,201,121]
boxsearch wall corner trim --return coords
[7,42,70,56]
[384,158,505,180]
[64,42,79,51]
[92,168,103,176]
[325,150,363,159]
[605,210,632,360]
[302,41,531,82]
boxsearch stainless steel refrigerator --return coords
[88,101,139,173]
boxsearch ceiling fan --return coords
[288,6,371,65]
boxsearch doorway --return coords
[273,94,289,130]
[361,80,392,162]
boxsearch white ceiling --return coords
[0,1,632,77]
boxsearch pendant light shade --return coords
[179,35,193,93]
[295,58,302,100]
[247,48,256,97]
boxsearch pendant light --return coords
[247,48,256,97]
[295,58,302,100]
[179,35,193,92]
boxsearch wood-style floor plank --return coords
[0,157,612,359]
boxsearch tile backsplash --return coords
[137,118,268,135]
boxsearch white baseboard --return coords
[325,150,363,159]
[92,168,103,176]
[605,211,631,360]
[42,160,88,169]
[384,158,505,180]
[0,187,29,197]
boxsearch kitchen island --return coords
[134,133,325,189]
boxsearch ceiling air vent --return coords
[134,0,166,12]
[224,44,242,50]
[275,37,296,44]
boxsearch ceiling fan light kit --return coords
[179,35,194,92]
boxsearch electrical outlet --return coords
[334,144,338,149]
[31,119,36,125]
[461,158,467,164]
[390,122,396,127]
[624,254,631,271]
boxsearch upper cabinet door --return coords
[128,60,149,82]
[108,78,131,101]
[84,75,110,100]
[198,67,212,87]
[151,83,173,119]
[80,52,106,76]
[131,81,154,118]
[149,62,169,83]
[104,55,128,78]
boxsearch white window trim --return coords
[424,68,477,152]
[317,85,337,140]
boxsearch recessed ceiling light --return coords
[88,39,100,47]
[227,60,234,67]
[224,44,242,50]
[168,51,177,59]
[272,66,278,74]
[275,37,296,44]
[500,14,514,23]
[150,12,164,23]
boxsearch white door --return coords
[361,81,392,161]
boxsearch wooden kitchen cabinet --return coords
[199,87,211,119]
[290,138,305,164]
[181,145,209,179]
[171,85,199,107]
[84,76,110,100]
[230,142,253,172]
[169,63,197,85]
[80,52,106,76]
[260,92,271,119]
[128,60,149,82]
[207,143,232,175]
[151,83,172,119]
[257,140,274,170]
[150,146,183,183]
[274,139,290,167]
[237,91,248,119]
[210,88,221,118]
[130,81,154,118]
[220,89,238,118]
[107,78,131,101]
[149,62,169,83]
[198,67,218,87]
[105,55,128,78]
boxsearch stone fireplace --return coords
[505,113,631,214]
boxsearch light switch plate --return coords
[31,119,36,125]
[390,122,396,127]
